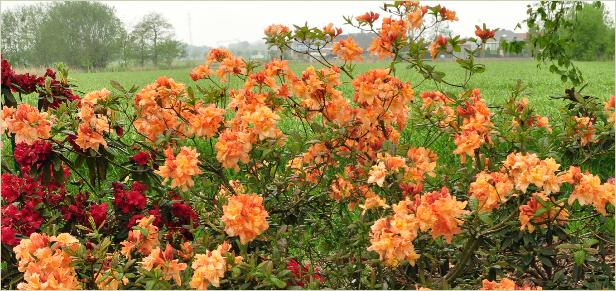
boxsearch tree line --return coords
[1,1,186,70]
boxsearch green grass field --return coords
[68,60,615,117]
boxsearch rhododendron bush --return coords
[1,1,614,290]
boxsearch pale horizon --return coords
[2,1,615,47]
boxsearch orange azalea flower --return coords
[216,56,247,83]
[13,233,82,290]
[406,147,438,182]
[367,162,388,187]
[264,24,290,38]
[242,105,281,141]
[120,215,160,259]
[356,11,380,24]
[140,245,187,286]
[359,194,389,214]
[605,95,615,124]
[190,242,242,290]
[215,130,252,171]
[2,104,52,145]
[439,6,458,21]
[206,48,234,63]
[222,194,269,244]
[469,171,514,212]
[133,77,189,142]
[519,193,569,233]
[332,36,363,62]
[474,25,496,42]
[187,103,225,138]
[567,172,614,216]
[75,122,108,151]
[82,88,110,106]
[367,216,420,267]
[416,187,469,243]
[408,7,425,29]
[330,176,355,201]
[453,131,482,163]
[323,23,342,37]
[481,278,542,290]
[429,35,449,59]
[368,17,408,58]
[156,146,202,192]
[573,116,596,146]
[190,64,211,81]
[503,152,562,194]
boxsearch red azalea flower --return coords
[89,203,108,227]
[171,202,198,226]
[127,214,145,228]
[1,57,15,89]
[13,140,53,173]
[132,151,150,166]
[1,226,20,246]
[113,181,147,214]
[287,259,325,287]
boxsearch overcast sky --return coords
[2,1,615,47]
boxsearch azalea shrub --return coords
[1,1,614,290]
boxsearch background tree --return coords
[563,2,615,61]
[34,1,125,69]
[133,13,180,67]
[1,4,46,66]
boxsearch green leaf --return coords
[110,80,126,93]
[573,250,586,265]
[270,276,287,289]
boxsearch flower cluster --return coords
[469,171,514,212]
[75,89,111,151]
[13,140,53,173]
[418,91,457,128]
[190,241,243,290]
[156,146,202,192]
[140,244,188,286]
[13,233,82,290]
[453,89,493,163]
[481,278,542,290]
[222,193,269,244]
[368,187,468,266]
[1,173,54,246]
[287,259,325,287]
[562,166,614,216]
[113,181,148,214]
[368,17,408,59]
[332,36,363,62]
[474,24,497,42]
[429,35,449,59]
[2,104,52,145]
[573,116,596,146]
[518,192,569,233]
[120,215,160,259]
[503,152,561,194]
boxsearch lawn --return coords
[68,59,615,117]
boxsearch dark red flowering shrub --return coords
[13,140,53,173]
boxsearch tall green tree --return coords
[564,3,615,61]
[132,13,182,67]
[1,4,46,66]
[34,2,125,69]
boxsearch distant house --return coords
[289,32,378,61]
[454,29,530,58]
